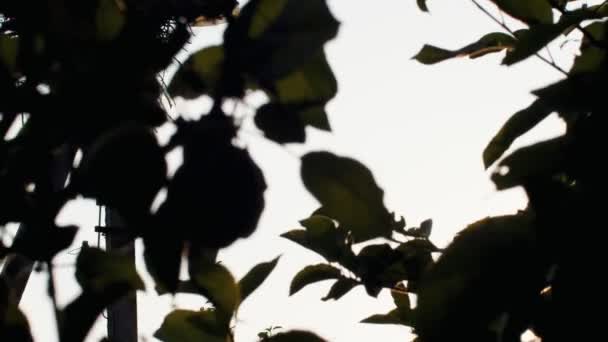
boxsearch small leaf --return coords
[154,309,227,342]
[361,309,405,325]
[290,264,342,295]
[255,103,306,144]
[413,32,516,65]
[75,247,145,293]
[322,278,359,301]
[490,0,553,25]
[301,152,393,242]
[417,0,429,12]
[169,46,224,99]
[483,99,553,168]
[265,330,327,342]
[239,256,280,304]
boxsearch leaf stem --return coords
[470,0,569,76]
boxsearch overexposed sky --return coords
[13,0,584,341]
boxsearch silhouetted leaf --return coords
[190,261,239,321]
[255,103,306,143]
[224,0,340,82]
[483,99,553,168]
[391,288,413,323]
[417,0,429,12]
[490,0,553,25]
[0,242,8,260]
[321,278,359,301]
[290,264,342,295]
[239,256,280,304]
[1,279,33,342]
[361,309,404,325]
[491,136,569,190]
[265,330,327,342]
[301,152,393,242]
[96,0,125,41]
[406,219,433,238]
[154,309,227,342]
[11,224,78,261]
[416,213,543,341]
[169,46,224,99]
[570,21,607,74]
[413,32,516,65]
[144,236,183,294]
[75,246,144,294]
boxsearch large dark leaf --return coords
[413,32,516,65]
[189,261,239,322]
[361,309,406,325]
[490,0,553,25]
[0,279,33,342]
[570,21,607,75]
[224,0,340,83]
[483,99,553,168]
[168,46,224,99]
[11,224,78,261]
[301,152,393,242]
[238,256,280,304]
[255,103,307,144]
[415,213,545,341]
[144,235,183,295]
[290,264,342,296]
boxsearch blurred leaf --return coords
[570,21,607,74]
[491,136,569,190]
[169,46,224,99]
[154,309,227,342]
[531,71,607,113]
[406,219,433,238]
[144,236,182,294]
[391,289,413,323]
[255,103,306,143]
[413,32,516,65]
[290,264,342,295]
[239,256,280,304]
[361,309,405,325]
[0,35,18,73]
[96,0,125,41]
[0,242,8,260]
[265,330,327,342]
[1,279,33,342]
[483,99,553,168]
[417,0,429,12]
[490,0,553,25]
[190,261,239,321]
[225,0,340,82]
[75,246,144,293]
[321,277,359,301]
[301,152,393,242]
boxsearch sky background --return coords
[9,0,590,341]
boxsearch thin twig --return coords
[545,46,556,65]
[470,0,569,76]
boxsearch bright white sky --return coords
[12,0,591,341]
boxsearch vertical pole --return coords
[105,209,138,342]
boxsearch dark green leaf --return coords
[265,330,327,342]
[0,35,18,73]
[570,22,607,75]
[255,103,306,143]
[531,71,607,113]
[413,33,516,65]
[169,46,224,99]
[154,309,227,342]
[239,256,280,304]
[290,264,342,295]
[301,152,393,242]
[360,309,405,325]
[190,262,239,321]
[144,236,182,294]
[491,136,569,190]
[483,99,553,168]
[321,278,359,301]
[490,0,553,25]
[417,0,429,12]
[96,0,125,41]
[225,0,340,82]
[75,246,144,293]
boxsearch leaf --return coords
[321,278,359,301]
[415,213,542,341]
[490,0,553,25]
[570,21,607,75]
[272,51,337,105]
[417,0,429,12]
[255,103,306,144]
[391,288,413,323]
[406,219,433,238]
[96,0,125,41]
[225,0,340,82]
[0,242,8,260]
[239,256,280,304]
[361,309,405,325]
[0,35,18,73]
[11,225,78,261]
[290,264,342,295]
[75,246,144,293]
[265,330,327,342]
[301,152,393,242]
[483,99,553,168]
[169,46,224,99]
[1,280,33,342]
[413,32,516,65]
[491,136,569,190]
[154,309,227,342]
[144,235,183,294]
[190,261,239,321]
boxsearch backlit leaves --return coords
[413,32,516,65]
[155,309,228,342]
[239,256,280,304]
[301,152,393,242]
[490,0,553,25]
[290,264,342,296]
[190,262,239,321]
[169,46,225,99]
